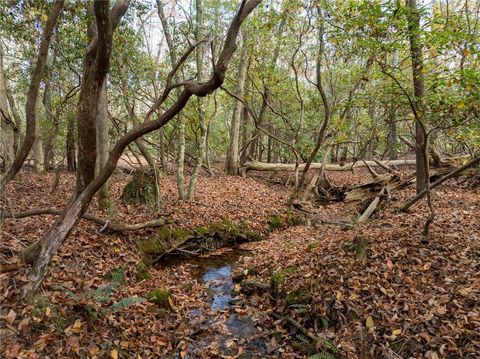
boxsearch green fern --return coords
[319,337,338,353]
[296,333,315,350]
[108,267,125,285]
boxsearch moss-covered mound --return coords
[121,170,157,206]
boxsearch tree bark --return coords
[406,0,428,194]
[0,46,15,171]
[187,0,207,199]
[95,82,110,209]
[76,1,129,194]
[225,39,248,175]
[1,0,63,188]
[23,0,261,295]
[156,0,186,200]
[33,99,44,172]
[66,113,76,171]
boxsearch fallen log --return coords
[1,208,167,232]
[242,159,417,172]
[399,155,480,212]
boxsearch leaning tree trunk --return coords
[225,37,248,175]
[23,0,261,296]
[1,0,63,188]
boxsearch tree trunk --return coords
[156,0,186,200]
[176,114,186,199]
[1,0,63,188]
[246,15,285,161]
[406,0,428,194]
[225,39,248,175]
[95,82,110,209]
[0,46,15,171]
[22,0,260,295]
[187,0,206,200]
[66,113,76,171]
[33,101,44,173]
[290,8,330,202]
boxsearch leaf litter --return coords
[0,168,479,358]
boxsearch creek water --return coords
[166,249,269,358]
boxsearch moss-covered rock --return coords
[146,289,171,309]
[137,227,193,255]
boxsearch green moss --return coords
[285,290,312,306]
[194,226,211,236]
[171,228,192,243]
[210,219,239,241]
[147,289,171,309]
[307,242,319,252]
[245,230,263,242]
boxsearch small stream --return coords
[165,249,269,358]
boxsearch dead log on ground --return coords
[242,159,417,172]
[1,208,167,232]
[399,155,480,212]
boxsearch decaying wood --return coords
[1,208,167,232]
[357,196,380,223]
[242,159,417,173]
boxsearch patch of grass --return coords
[286,211,307,226]
[270,266,297,290]
[267,214,284,232]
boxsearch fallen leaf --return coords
[366,316,374,329]
[6,309,16,324]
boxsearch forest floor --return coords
[1,167,479,358]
